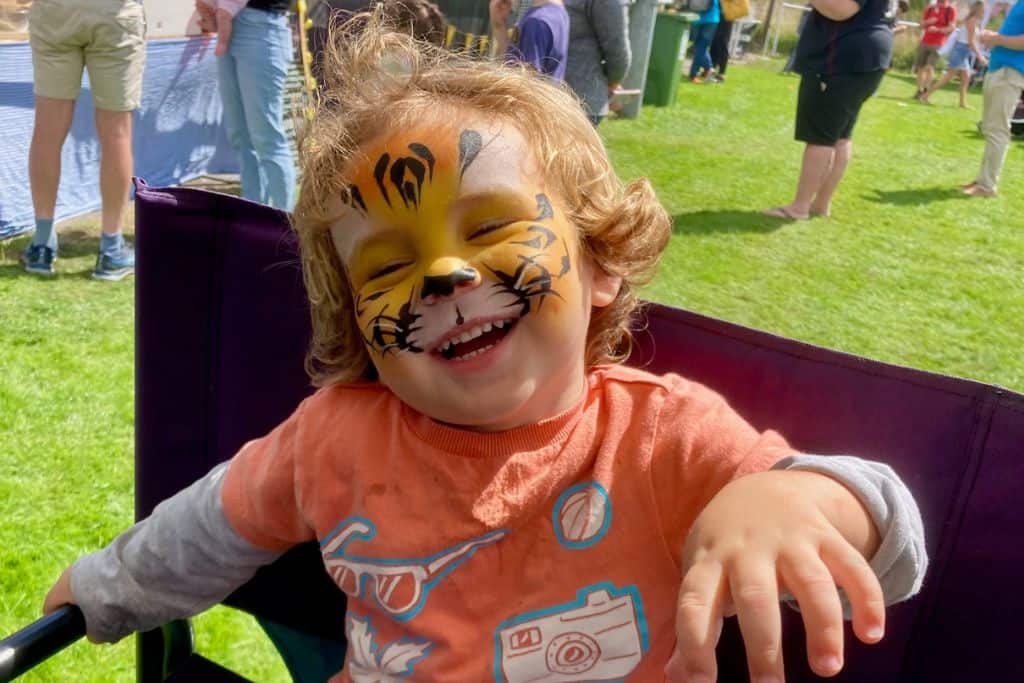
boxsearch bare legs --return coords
[764,140,851,219]
[94,108,134,236]
[921,68,971,107]
[29,96,75,221]
[917,64,935,96]
[810,139,851,216]
[30,99,133,235]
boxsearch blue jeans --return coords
[689,21,719,79]
[218,8,295,210]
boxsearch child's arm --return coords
[43,402,314,644]
[43,464,283,643]
[666,457,925,682]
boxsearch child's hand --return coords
[666,470,884,683]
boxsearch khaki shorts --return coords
[914,44,941,71]
[30,0,146,111]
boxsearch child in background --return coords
[43,12,927,682]
[490,0,570,80]
[922,0,989,107]
[195,0,248,57]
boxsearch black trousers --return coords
[710,20,733,74]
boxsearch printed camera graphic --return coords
[497,588,643,682]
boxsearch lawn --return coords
[1,57,1021,681]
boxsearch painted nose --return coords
[421,258,480,303]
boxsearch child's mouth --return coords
[436,318,518,362]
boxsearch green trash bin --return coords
[643,11,695,107]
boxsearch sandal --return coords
[762,206,809,220]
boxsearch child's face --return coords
[328,116,620,430]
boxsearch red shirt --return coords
[922,3,956,47]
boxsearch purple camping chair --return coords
[2,180,1023,682]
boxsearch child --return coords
[195,0,247,57]
[44,13,926,682]
[490,0,570,80]
[922,0,989,107]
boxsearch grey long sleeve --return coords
[70,463,283,643]
[565,0,632,117]
[69,453,926,643]
[773,454,928,610]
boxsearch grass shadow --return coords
[863,185,970,206]
[672,209,792,235]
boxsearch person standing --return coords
[914,0,957,100]
[762,0,893,220]
[962,0,1024,197]
[196,0,297,210]
[564,0,631,124]
[22,0,145,280]
[688,0,721,83]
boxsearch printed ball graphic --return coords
[558,487,608,544]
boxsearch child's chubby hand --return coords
[665,470,885,683]
[43,565,101,643]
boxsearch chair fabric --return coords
[134,179,1024,681]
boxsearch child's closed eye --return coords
[368,260,414,281]
[466,219,516,242]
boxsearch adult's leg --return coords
[217,42,262,201]
[710,20,732,74]
[810,139,851,216]
[29,96,75,222]
[916,47,935,93]
[229,9,296,209]
[93,109,134,236]
[973,69,1024,193]
[689,23,715,79]
[788,144,836,216]
[957,69,971,107]
[921,69,955,102]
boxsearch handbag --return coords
[720,0,750,21]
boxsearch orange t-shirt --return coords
[222,364,793,682]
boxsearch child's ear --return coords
[589,262,622,309]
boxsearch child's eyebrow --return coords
[450,188,537,213]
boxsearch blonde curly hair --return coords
[293,11,671,386]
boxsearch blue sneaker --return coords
[92,244,135,281]
[21,244,56,276]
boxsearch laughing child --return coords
[44,12,927,683]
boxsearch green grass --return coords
[1,58,1021,681]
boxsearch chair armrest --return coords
[0,606,86,682]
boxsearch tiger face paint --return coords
[329,118,620,431]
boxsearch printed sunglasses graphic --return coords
[321,517,508,621]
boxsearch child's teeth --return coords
[481,322,492,333]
